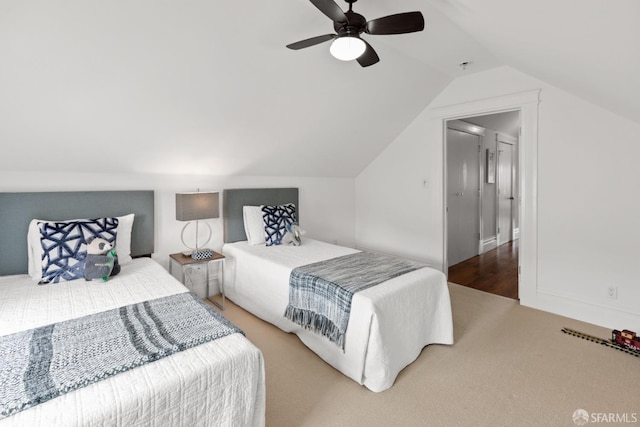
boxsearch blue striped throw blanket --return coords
[284,251,425,350]
[0,292,242,419]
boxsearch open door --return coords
[497,141,515,246]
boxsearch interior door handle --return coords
[509,197,515,200]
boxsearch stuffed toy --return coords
[281,222,305,246]
[84,237,121,281]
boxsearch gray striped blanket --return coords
[284,251,425,350]
[0,292,242,419]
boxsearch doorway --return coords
[446,111,520,299]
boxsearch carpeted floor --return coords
[212,283,640,427]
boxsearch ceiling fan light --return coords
[329,36,366,61]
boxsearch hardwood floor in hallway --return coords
[447,240,519,300]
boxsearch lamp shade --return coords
[330,36,366,61]
[176,192,219,221]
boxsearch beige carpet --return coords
[211,284,639,426]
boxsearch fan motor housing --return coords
[334,11,367,35]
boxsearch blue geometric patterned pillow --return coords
[38,218,119,284]
[261,204,297,246]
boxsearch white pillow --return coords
[27,213,135,280]
[27,219,42,279]
[114,213,134,265]
[243,206,266,246]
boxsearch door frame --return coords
[496,134,517,246]
[432,90,540,305]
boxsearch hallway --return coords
[447,240,519,300]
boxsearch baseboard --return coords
[522,288,640,331]
[481,237,497,253]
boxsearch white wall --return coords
[355,115,444,267]
[356,66,640,331]
[0,171,356,274]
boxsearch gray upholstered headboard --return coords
[223,188,299,243]
[0,190,155,276]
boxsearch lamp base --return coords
[180,220,213,257]
[191,248,213,260]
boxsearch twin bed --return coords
[0,187,454,426]
[0,191,265,427]
[221,188,454,392]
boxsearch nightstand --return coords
[169,251,226,310]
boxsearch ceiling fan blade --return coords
[356,40,379,67]
[365,11,425,35]
[309,0,348,24]
[286,34,336,50]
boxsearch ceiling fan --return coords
[286,0,425,67]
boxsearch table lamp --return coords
[175,191,219,259]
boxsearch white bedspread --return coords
[0,258,265,427]
[223,239,453,392]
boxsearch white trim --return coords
[537,287,639,316]
[447,120,486,136]
[481,237,498,253]
[437,90,540,307]
[497,132,517,145]
[534,287,640,329]
[429,91,540,121]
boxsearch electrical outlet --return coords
[606,286,618,299]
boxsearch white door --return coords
[447,128,480,267]
[497,141,514,246]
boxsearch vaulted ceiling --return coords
[0,1,637,177]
